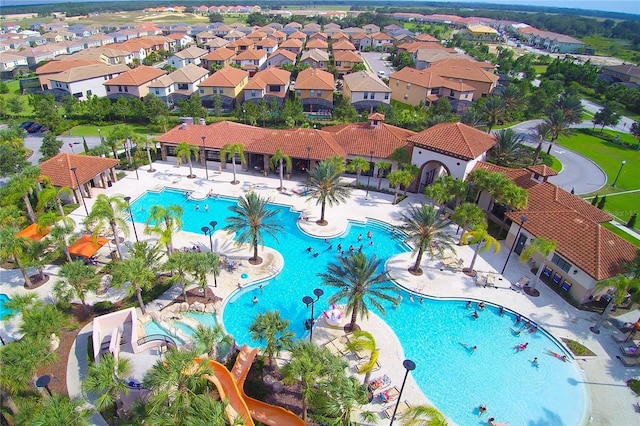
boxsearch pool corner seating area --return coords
[2,159,639,425]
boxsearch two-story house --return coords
[428,58,498,98]
[203,36,230,51]
[168,46,208,68]
[342,70,391,112]
[148,63,209,106]
[294,67,335,114]
[48,63,130,100]
[371,32,395,50]
[332,39,356,52]
[198,65,249,111]
[279,38,303,56]
[103,65,167,99]
[233,49,267,74]
[201,47,236,71]
[351,33,372,51]
[266,49,297,68]
[254,37,278,55]
[299,48,329,70]
[305,38,328,52]
[243,66,291,106]
[227,36,255,52]
[333,50,364,76]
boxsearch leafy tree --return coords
[281,98,305,127]
[257,98,270,127]
[592,102,621,132]
[387,169,405,205]
[208,12,224,23]
[531,122,551,165]
[400,204,456,275]
[0,127,29,177]
[113,96,130,122]
[451,202,487,244]
[30,94,61,131]
[269,148,292,191]
[84,194,129,260]
[145,204,183,255]
[0,97,7,117]
[597,195,607,209]
[6,165,41,223]
[520,237,557,293]
[333,95,358,122]
[460,224,500,274]
[307,159,351,225]
[143,94,170,122]
[212,94,223,117]
[320,252,397,330]
[630,122,640,144]
[39,132,63,161]
[460,104,486,129]
[591,194,599,206]
[224,191,283,264]
[249,310,294,366]
[220,142,246,184]
[104,124,134,159]
[400,404,449,426]
[590,274,640,333]
[389,146,412,167]
[310,374,373,425]
[112,256,156,314]
[174,141,199,178]
[164,251,194,301]
[491,128,525,166]
[544,109,574,154]
[57,260,99,313]
[178,95,207,119]
[188,251,219,290]
[7,97,23,115]
[0,227,33,287]
[346,330,378,385]
[0,81,8,94]
[83,353,131,412]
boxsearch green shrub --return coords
[93,301,114,314]
[561,338,596,356]
[628,378,640,396]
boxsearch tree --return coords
[375,161,391,189]
[592,103,621,132]
[249,310,294,366]
[500,84,524,121]
[174,141,199,178]
[544,109,573,154]
[104,124,134,159]
[0,126,29,177]
[591,194,599,206]
[0,97,6,118]
[346,330,378,385]
[269,149,292,191]
[30,94,61,131]
[193,324,231,360]
[257,98,270,127]
[590,274,640,333]
[188,251,219,290]
[460,105,486,129]
[84,194,129,260]
[520,237,557,295]
[307,159,351,225]
[177,95,207,120]
[22,239,50,285]
[400,204,456,275]
[112,256,157,315]
[281,98,305,127]
[220,142,246,184]
[39,132,63,161]
[451,202,486,244]
[310,374,373,425]
[622,249,640,279]
[224,191,283,264]
[113,96,130,122]
[630,122,640,144]
[57,260,99,313]
[460,224,500,274]
[28,395,92,426]
[387,169,405,205]
[164,251,194,302]
[531,122,551,165]
[83,353,131,412]
[400,404,449,426]
[7,97,24,115]
[491,128,525,166]
[482,96,506,133]
[212,94,223,117]
[347,156,371,186]
[626,212,637,230]
[143,94,170,122]
[319,252,398,330]
[6,165,41,223]
[208,12,224,23]
[0,227,33,288]
[145,204,183,255]
[597,195,607,209]
[389,146,412,167]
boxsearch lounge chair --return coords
[512,276,530,292]
[324,336,350,356]
[377,386,400,403]
[368,374,391,391]
[620,345,640,357]
[383,400,410,419]
[616,355,640,367]
[355,358,381,373]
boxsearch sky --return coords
[4,0,640,16]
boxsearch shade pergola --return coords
[68,235,109,258]
[16,223,49,241]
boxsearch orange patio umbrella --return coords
[15,223,50,241]
[68,235,109,258]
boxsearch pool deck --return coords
[1,161,639,425]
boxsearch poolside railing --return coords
[137,334,177,349]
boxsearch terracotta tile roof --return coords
[199,66,248,87]
[300,48,329,63]
[309,32,328,40]
[409,122,496,160]
[271,30,286,39]
[390,67,477,92]
[334,50,363,63]
[332,40,356,51]
[234,49,267,61]
[323,121,414,158]
[202,47,236,61]
[306,39,328,49]
[398,41,451,54]
[471,162,538,189]
[295,67,334,90]
[256,38,277,48]
[415,33,440,42]
[148,74,174,89]
[331,32,349,40]
[246,31,267,40]
[39,153,118,189]
[167,63,209,83]
[50,63,130,83]
[103,66,166,86]
[280,38,303,48]
[351,32,370,41]
[415,49,467,63]
[268,49,297,62]
[371,32,394,41]
[227,36,255,49]
[174,46,207,59]
[288,31,307,40]
[428,59,499,84]
[527,164,558,177]
[343,70,390,93]
[369,113,385,120]
[36,59,102,75]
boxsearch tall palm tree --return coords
[224,191,283,264]
[84,194,129,260]
[400,404,449,426]
[7,165,41,223]
[174,141,199,178]
[460,225,500,274]
[451,202,487,244]
[57,260,99,313]
[112,257,157,315]
[347,156,371,186]
[145,204,184,255]
[269,149,292,191]
[375,161,391,190]
[220,142,246,184]
[128,240,163,268]
[501,85,523,121]
[38,209,75,263]
[143,348,213,421]
[388,169,405,205]
[306,159,351,225]
[22,239,50,285]
[164,250,195,302]
[590,275,640,333]
[248,310,294,366]
[319,252,398,330]
[82,353,131,413]
[424,181,451,210]
[132,393,230,426]
[400,204,456,275]
[460,105,486,129]
[401,164,420,196]
[555,93,584,125]
[491,128,525,166]
[0,227,33,288]
[531,122,551,165]
[544,109,573,154]
[311,374,374,426]
[520,237,557,294]
[28,395,92,426]
[188,251,219,290]
[482,96,506,133]
[36,183,72,218]
[0,205,25,229]
[346,330,378,385]
[192,324,232,360]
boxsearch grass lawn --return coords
[580,35,640,64]
[0,80,35,117]
[557,129,640,224]
[582,111,594,121]
[68,124,159,137]
[602,222,640,247]
[532,65,548,75]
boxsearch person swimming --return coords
[465,300,472,309]
[313,252,319,257]
[337,243,342,251]
[306,247,313,253]
[478,301,486,310]
[499,306,505,316]
[471,310,479,319]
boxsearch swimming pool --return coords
[131,188,588,425]
[0,294,13,320]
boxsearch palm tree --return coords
[400,204,456,275]
[347,156,371,187]
[460,105,486,129]
[145,204,184,255]
[311,374,374,426]
[164,251,195,302]
[590,275,640,333]
[224,191,283,264]
[491,128,525,166]
[7,165,41,223]
[112,257,157,315]
[388,169,405,205]
[460,225,500,274]
[520,237,557,295]
[36,183,72,218]
[0,227,33,288]
[451,202,487,244]
[482,96,506,133]
[188,251,219,290]
[269,149,292,191]
[346,330,378,385]
[622,249,640,279]
[28,395,92,426]
[38,210,75,263]
[22,239,50,285]
[84,194,129,260]
[424,181,451,210]
[400,404,448,426]
[555,93,584,124]
[220,142,246,184]
[132,393,230,426]
[143,348,213,421]
[319,252,398,330]
[83,353,131,413]
[57,260,99,313]
[544,109,573,154]
[531,122,551,165]
[248,310,294,366]
[174,141,199,178]
[401,165,420,196]
[501,85,523,121]
[128,240,163,268]
[307,159,351,225]
[192,324,232,360]
[375,161,391,190]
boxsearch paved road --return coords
[580,99,635,132]
[25,135,103,164]
[360,51,394,77]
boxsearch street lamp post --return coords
[389,360,416,425]
[35,375,53,397]
[123,196,139,242]
[242,109,246,124]
[97,128,102,143]
[612,160,626,187]
[201,136,209,180]
[501,215,528,274]
[70,167,88,215]
[306,146,311,190]
[302,288,324,342]
[201,221,218,286]
[365,150,375,198]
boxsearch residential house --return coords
[227,36,255,52]
[389,67,476,112]
[148,63,209,106]
[302,23,322,36]
[254,37,278,55]
[294,68,335,113]
[362,24,380,34]
[342,70,391,112]
[48,63,130,100]
[83,38,103,49]
[17,45,68,67]
[117,40,148,62]
[201,47,236,71]
[415,33,440,42]
[243,66,291,106]
[0,52,29,72]
[299,49,329,70]
[103,65,167,99]
[166,33,194,50]
[212,25,233,37]
[279,38,303,55]
[517,25,585,53]
[351,32,372,51]
[342,27,363,37]
[168,46,208,68]
[284,22,303,30]
[287,31,307,42]
[332,39,356,52]
[246,31,267,42]
[309,32,328,42]
[69,47,134,66]
[198,65,249,110]
[383,24,404,34]
[223,29,247,42]
[333,50,364,76]
[233,49,267,74]
[324,23,342,31]
[395,34,415,44]
[428,58,498,97]
[371,32,395,50]
[601,65,640,86]
[305,38,328,52]
[270,30,287,44]
[88,34,115,46]
[196,31,217,45]
[330,32,349,42]
[267,22,284,30]
[266,49,297,68]
[397,41,450,55]
[414,48,470,69]
[203,36,230,51]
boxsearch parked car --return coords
[19,121,34,129]
[27,123,43,133]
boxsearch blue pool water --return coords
[0,294,12,320]
[131,188,588,425]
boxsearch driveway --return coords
[360,51,394,77]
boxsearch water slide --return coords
[198,345,305,426]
